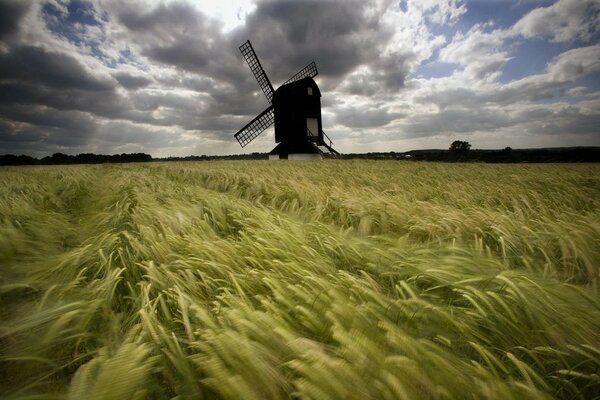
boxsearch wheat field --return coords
[1,160,599,399]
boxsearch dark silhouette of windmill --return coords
[234,40,338,160]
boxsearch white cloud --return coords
[486,44,600,104]
[439,24,510,82]
[545,44,600,82]
[406,0,467,25]
[512,0,600,42]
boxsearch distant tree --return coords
[449,140,471,153]
[50,152,72,164]
[502,146,512,154]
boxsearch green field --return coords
[1,161,599,399]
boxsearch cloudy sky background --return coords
[0,0,598,157]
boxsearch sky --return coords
[0,0,599,157]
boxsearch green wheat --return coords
[0,161,598,399]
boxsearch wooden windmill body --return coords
[234,41,338,159]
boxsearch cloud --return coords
[401,108,513,137]
[335,105,404,129]
[0,105,99,154]
[241,0,396,81]
[0,0,598,157]
[512,0,600,42]
[0,45,114,91]
[112,1,242,82]
[515,104,600,136]
[0,104,96,132]
[404,40,600,144]
[0,0,29,39]
[406,0,466,25]
[545,44,600,82]
[113,72,153,89]
[488,44,600,105]
[396,99,600,142]
[418,44,600,110]
[439,24,509,81]
[0,81,126,119]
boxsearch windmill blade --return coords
[239,40,275,104]
[282,61,318,86]
[234,105,274,147]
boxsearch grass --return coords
[0,160,599,399]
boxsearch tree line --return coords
[0,152,152,166]
[1,144,599,166]
[0,152,269,165]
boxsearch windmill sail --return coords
[282,61,318,86]
[234,105,275,147]
[239,40,275,104]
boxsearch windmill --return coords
[234,40,338,160]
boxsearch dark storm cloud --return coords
[0,44,153,125]
[0,46,114,91]
[114,0,408,92]
[111,0,264,120]
[373,51,418,91]
[0,106,98,153]
[181,76,213,92]
[206,84,272,116]
[130,90,198,113]
[0,0,29,39]
[0,119,47,144]
[115,2,243,82]
[113,72,153,89]
[0,104,96,133]
[0,82,124,119]
[2,0,407,155]
[0,0,594,157]
[117,1,199,32]
[241,0,398,82]
[104,0,415,137]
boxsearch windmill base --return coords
[269,153,323,160]
[268,141,323,160]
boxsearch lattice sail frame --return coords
[239,41,274,104]
[282,61,318,86]
[234,105,274,147]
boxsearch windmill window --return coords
[307,87,313,95]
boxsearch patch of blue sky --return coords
[399,0,408,13]
[499,38,572,83]
[569,71,600,95]
[42,0,100,30]
[460,0,555,31]
[412,60,459,79]
[66,0,100,26]
[412,22,456,78]
[43,0,103,43]
[119,48,134,64]
[114,48,151,72]
[426,20,456,41]
[42,1,107,62]
[117,48,146,70]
